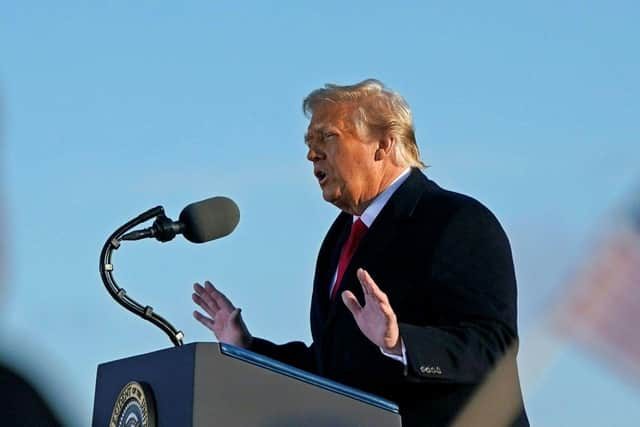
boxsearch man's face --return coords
[305,103,381,215]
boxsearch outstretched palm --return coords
[192,281,252,348]
[342,268,401,354]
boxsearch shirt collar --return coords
[354,168,411,227]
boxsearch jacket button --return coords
[419,365,443,375]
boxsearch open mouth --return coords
[315,170,327,185]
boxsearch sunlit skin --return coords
[192,101,406,355]
[305,103,406,216]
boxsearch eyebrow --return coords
[304,122,341,145]
[304,125,324,145]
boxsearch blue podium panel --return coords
[93,344,197,427]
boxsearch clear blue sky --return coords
[1,1,639,426]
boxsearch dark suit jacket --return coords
[251,169,529,427]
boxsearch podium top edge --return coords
[219,343,399,414]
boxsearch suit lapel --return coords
[311,212,351,325]
[324,168,435,326]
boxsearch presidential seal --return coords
[110,381,156,427]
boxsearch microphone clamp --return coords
[120,209,185,243]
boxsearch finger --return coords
[356,269,371,296]
[193,282,205,295]
[357,268,378,295]
[357,269,389,303]
[205,281,235,311]
[341,290,363,317]
[192,293,218,317]
[381,304,398,322]
[193,310,217,333]
[193,282,220,308]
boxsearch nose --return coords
[307,146,322,162]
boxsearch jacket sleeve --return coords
[249,338,317,374]
[400,201,519,384]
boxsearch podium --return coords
[92,342,402,426]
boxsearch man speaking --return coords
[192,79,529,427]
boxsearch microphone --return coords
[121,196,240,243]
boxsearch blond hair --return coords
[303,79,425,168]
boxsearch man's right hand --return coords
[192,281,253,349]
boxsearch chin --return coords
[321,188,340,205]
[326,196,351,212]
[321,190,335,203]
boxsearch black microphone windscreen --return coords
[179,196,240,243]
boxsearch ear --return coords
[374,133,395,161]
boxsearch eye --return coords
[323,132,337,141]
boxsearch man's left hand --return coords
[342,268,402,355]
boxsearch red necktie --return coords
[330,218,368,300]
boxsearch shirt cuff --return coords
[379,339,407,366]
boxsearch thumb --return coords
[342,291,362,317]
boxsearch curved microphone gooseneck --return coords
[99,206,185,347]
